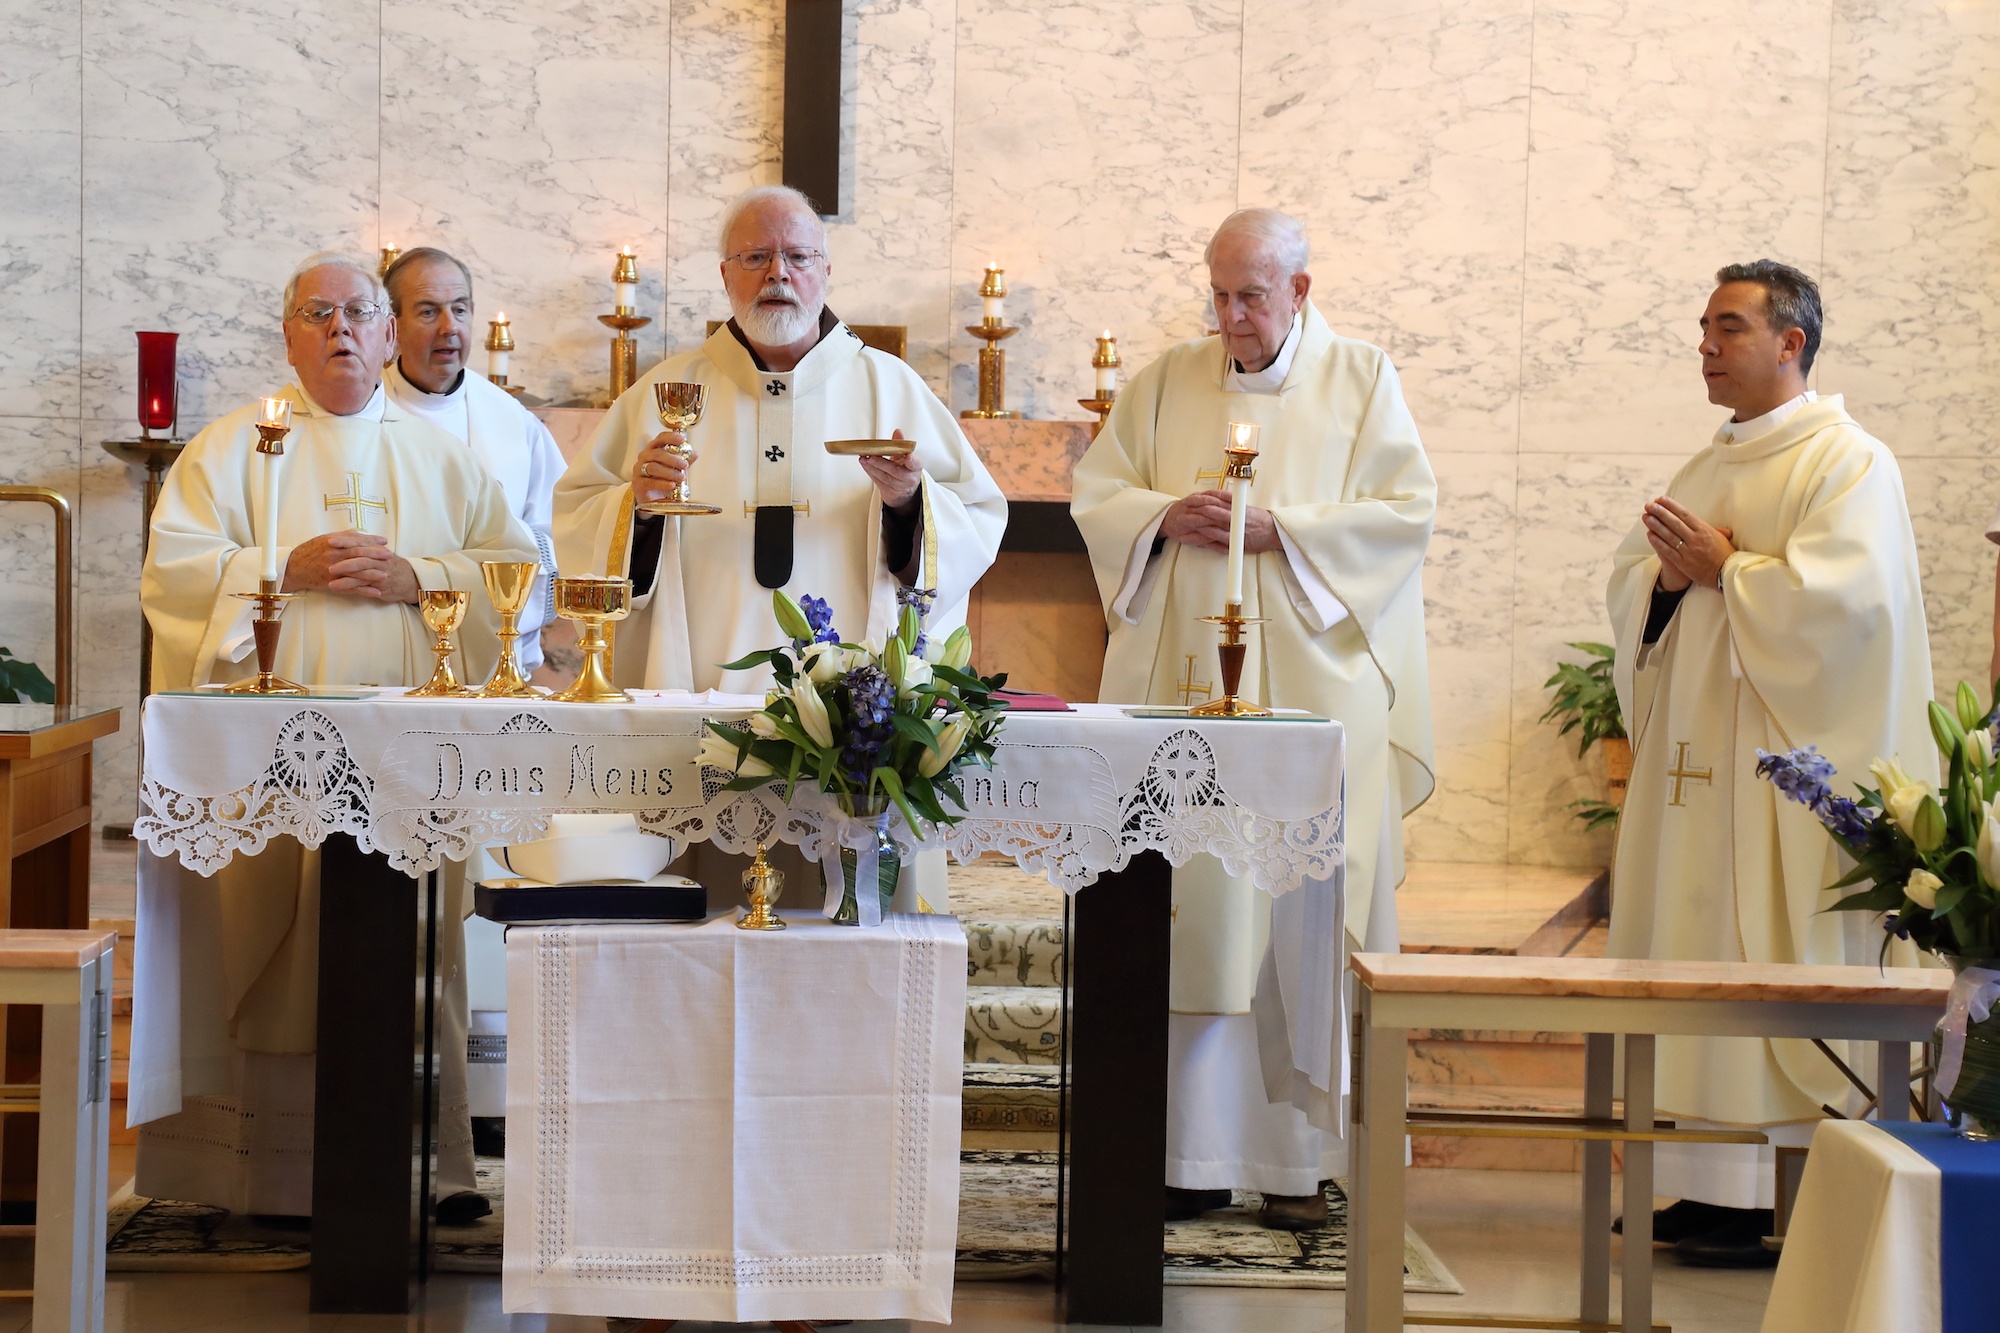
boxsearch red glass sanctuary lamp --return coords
[135,331,179,439]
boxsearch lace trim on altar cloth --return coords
[136,709,1342,893]
[527,922,939,1290]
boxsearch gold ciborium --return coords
[407,590,472,697]
[550,575,632,704]
[225,579,307,695]
[635,381,721,517]
[477,560,547,698]
[738,844,786,931]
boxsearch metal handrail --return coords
[0,487,73,706]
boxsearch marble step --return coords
[961,1062,1061,1132]
[966,984,1064,1065]
[1410,1029,1587,1089]
[962,917,1064,988]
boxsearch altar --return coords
[129,689,1345,1320]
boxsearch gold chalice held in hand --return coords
[408,589,473,697]
[550,575,633,704]
[738,844,786,931]
[477,560,547,698]
[635,381,721,516]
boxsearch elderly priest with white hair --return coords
[1071,207,1436,1230]
[555,184,1006,906]
[137,251,538,1225]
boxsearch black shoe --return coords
[472,1116,506,1158]
[1611,1198,1737,1243]
[1672,1209,1778,1268]
[1165,1187,1231,1221]
[435,1191,493,1226]
[1258,1192,1328,1231]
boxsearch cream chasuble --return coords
[134,382,535,1215]
[385,362,565,667]
[1607,394,1934,1202]
[553,320,1005,694]
[1072,302,1435,1176]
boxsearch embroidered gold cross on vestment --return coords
[1175,654,1214,704]
[1665,740,1713,807]
[324,472,388,533]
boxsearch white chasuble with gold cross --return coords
[553,320,1005,694]
[144,382,536,692]
[1607,395,1936,1160]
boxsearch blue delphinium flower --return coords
[799,594,841,646]
[838,664,897,787]
[1818,795,1879,846]
[897,585,938,655]
[1755,746,1835,808]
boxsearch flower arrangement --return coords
[698,587,1010,923]
[1756,681,2000,1137]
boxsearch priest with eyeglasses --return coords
[136,251,536,1224]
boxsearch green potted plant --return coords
[0,648,54,705]
[1541,641,1629,831]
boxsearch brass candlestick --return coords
[738,844,786,931]
[550,575,632,704]
[1078,331,1120,436]
[1077,394,1116,436]
[477,560,547,698]
[484,314,523,398]
[225,579,307,695]
[599,249,650,401]
[379,245,400,278]
[637,381,721,516]
[962,266,1022,419]
[1188,603,1271,717]
[408,590,473,697]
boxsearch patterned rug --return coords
[106,1150,1459,1292]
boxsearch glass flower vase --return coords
[828,804,900,927]
[1934,957,2000,1141]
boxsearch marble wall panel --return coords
[1816,0,2000,460]
[1517,0,1833,457]
[0,0,81,419]
[663,0,783,355]
[1407,452,1517,864]
[1900,453,2000,708]
[1238,0,1532,455]
[80,0,382,431]
[381,0,674,408]
[78,417,142,825]
[949,0,1242,420]
[1507,451,1680,867]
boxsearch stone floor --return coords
[44,1166,1769,1331]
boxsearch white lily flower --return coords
[739,753,777,779]
[698,731,742,773]
[790,681,835,749]
[749,712,783,740]
[941,626,973,672]
[1905,868,1943,910]
[919,718,971,778]
[1979,798,2000,890]
[1970,728,1996,772]
[899,657,934,700]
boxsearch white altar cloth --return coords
[502,912,967,1324]
[130,692,1344,1130]
[1762,1120,1941,1333]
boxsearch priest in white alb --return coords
[1071,208,1436,1229]
[554,184,1006,906]
[384,245,564,670]
[1607,260,1934,1267]
[136,252,538,1224]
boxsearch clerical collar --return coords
[1718,389,1817,445]
[294,381,387,421]
[398,363,466,399]
[1225,311,1304,393]
[726,307,841,373]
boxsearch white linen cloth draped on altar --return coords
[503,913,966,1323]
[129,693,1345,1132]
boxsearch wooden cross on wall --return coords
[782,0,847,215]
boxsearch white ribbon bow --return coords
[1935,965,2000,1102]
[819,808,903,927]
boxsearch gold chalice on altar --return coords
[636,381,721,516]
[738,844,786,931]
[224,581,307,695]
[549,575,632,704]
[407,590,473,697]
[476,560,547,698]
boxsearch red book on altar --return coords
[992,688,1071,712]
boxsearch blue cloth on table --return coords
[1875,1121,2000,1333]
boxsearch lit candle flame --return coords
[257,396,292,430]
[495,310,508,323]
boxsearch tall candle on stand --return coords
[1093,331,1119,395]
[485,312,514,381]
[255,397,292,586]
[980,264,1005,323]
[1223,421,1259,608]
[614,247,639,313]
